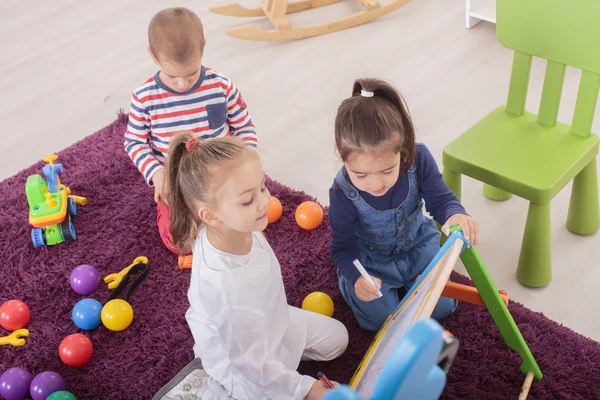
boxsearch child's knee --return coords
[156,202,185,254]
[356,310,389,332]
[330,320,350,359]
[315,318,349,361]
[431,297,458,321]
[347,297,398,332]
[158,226,179,254]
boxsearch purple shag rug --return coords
[1,114,600,400]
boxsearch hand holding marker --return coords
[317,372,335,389]
[353,259,383,298]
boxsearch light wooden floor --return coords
[2,0,599,341]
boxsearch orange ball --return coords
[267,196,283,224]
[295,201,323,230]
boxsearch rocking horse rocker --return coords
[209,0,412,41]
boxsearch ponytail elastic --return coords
[186,137,201,152]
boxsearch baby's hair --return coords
[148,7,205,64]
[166,133,247,251]
[334,78,416,168]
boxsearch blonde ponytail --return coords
[166,133,247,251]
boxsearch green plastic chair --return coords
[442,0,600,287]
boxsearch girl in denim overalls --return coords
[329,78,479,331]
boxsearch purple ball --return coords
[70,264,100,295]
[30,371,65,400]
[0,367,32,400]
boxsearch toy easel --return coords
[442,228,542,398]
[351,229,541,399]
[209,0,412,41]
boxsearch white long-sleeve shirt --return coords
[186,229,316,399]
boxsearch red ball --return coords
[0,300,30,331]
[59,334,93,367]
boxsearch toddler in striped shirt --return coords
[124,7,258,253]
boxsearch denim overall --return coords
[335,164,458,331]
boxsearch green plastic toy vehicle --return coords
[25,154,86,247]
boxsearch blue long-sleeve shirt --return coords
[329,143,466,285]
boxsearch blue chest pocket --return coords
[207,102,227,129]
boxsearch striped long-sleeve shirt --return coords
[124,66,258,184]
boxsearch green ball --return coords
[47,391,77,400]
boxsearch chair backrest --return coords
[496,0,600,138]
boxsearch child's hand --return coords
[441,214,479,247]
[151,168,167,204]
[354,276,382,302]
[305,380,339,400]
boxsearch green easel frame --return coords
[444,226,542,398]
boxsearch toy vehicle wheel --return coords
[61,219,77,242]
[32,228,45,247]
[68,198,77,216]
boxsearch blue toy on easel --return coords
[323,318,458,400]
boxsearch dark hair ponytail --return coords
[335,78,416,168]
[165,132,247,251]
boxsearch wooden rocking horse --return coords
[209,0,412,41]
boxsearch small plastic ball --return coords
[30,371,65,400]
[0,300,31,331]
[69,264,100,295]
[302,292,335,317]
[295,201,324,230]
[101,299,134,332]
[267,196,283,224]
[72,298,102,330]
[47,391,77,400]
[59,334,93,367]
[0,368,32,400]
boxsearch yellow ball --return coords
[101,299,134,331]
[302,292,334,317]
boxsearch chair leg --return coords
[443,168,462,202]
[483,184,512,201]
[567,158,599,235]
[516,202,552,287]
